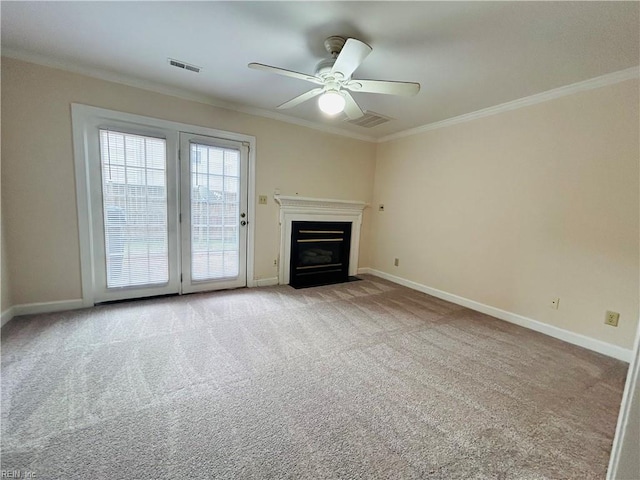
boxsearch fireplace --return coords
[274,195,367,287]
[290,221,352,288]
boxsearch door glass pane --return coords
[99,130,169,288]
[190,143,240,281]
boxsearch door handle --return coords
[240,220,247,226]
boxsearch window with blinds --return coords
[99,130,169,288]
[190,142,240,281]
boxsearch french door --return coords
[89,125,248,303]
[180,133,248,293]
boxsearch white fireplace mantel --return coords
[274,195,368,285]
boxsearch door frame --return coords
[71,104,256,307]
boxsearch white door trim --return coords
[607,316,640,478]
[71,104,256,306]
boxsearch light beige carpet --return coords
[1,275,627,479]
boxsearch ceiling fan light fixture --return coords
[318,90,346,115]
[249,36,419,120]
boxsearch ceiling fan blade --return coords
[277,88,324,109]
[342,91,364,120]
[345,79,420,96]
[331,38,372,80]
[248,63,324,85]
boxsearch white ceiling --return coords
[2,1,638,140]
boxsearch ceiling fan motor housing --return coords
[315,58,336,77]
[316,37,347,77]
[324,36,346,56]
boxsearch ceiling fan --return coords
[248,36,420,120]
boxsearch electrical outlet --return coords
[378,204,385,211]
[551,297,560,310]
[258,195,268,205]
[605,311,619,327]
[394,258,399,267]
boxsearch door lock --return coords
[240,220,247,226]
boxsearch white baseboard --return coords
[12,299,85,318]
[363,268,632,363]
[255,277,279,287]
[2,299,85,327]
[3,273,632,363]
[2,281,285,323]
[1,306,16,327]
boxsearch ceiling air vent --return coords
[347,111,392,128]
[168,58,201,73]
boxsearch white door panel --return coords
[91,127,181,302]
[180,134,248,293]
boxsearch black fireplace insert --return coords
[289,221,352,288]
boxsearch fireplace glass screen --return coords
[290,221,352,288]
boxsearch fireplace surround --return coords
[274,195,367,286]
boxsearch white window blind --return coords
[190,142,240,281]
[99,130,169,288]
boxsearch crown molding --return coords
[378,66,640,143]
[4,48,637,146]
[1,48,377,143]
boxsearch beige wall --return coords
[0,57,375,305]
[1,99,11,312]
[2,56,638,352]
[1,197,11,313]
[371,79,639,349]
